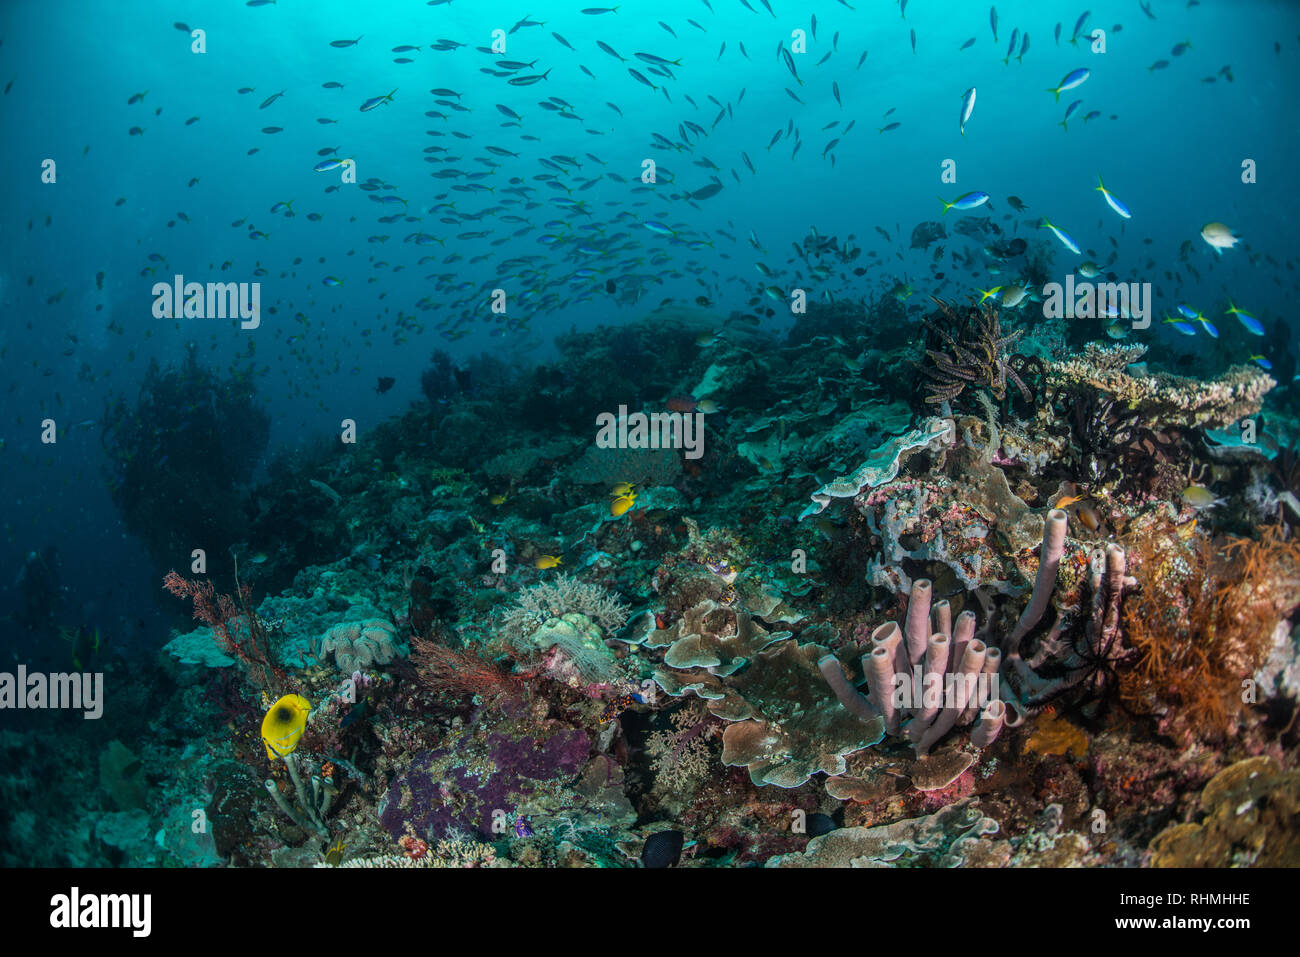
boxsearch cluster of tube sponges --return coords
[818,508,1082,755]
[819,581,1008,756]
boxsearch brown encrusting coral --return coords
[1149,757,1300,867]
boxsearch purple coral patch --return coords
[380,728,590,842]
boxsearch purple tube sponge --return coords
[905,579,933,666]
[818,655,877,721]
[1006,509,1069,656]
[971,699,1006,748]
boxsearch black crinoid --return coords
[1044,386,1188,497]
[913,296,1035,412]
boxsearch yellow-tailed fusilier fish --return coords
[938,191,989,215]
[1038,217,1080,254]
[1095,176,1132,218]
[959,87,976,136]
[1046,67,1089,101]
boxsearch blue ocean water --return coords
[1,0,1297,663]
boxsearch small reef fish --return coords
[360,89,396,112]
[1038,218,1080,254]
[1095,176,1132,218]
[938,191,989,215]
[1046,68,1089,101]
[1200,221,1239,254]
[1224,301,1264,335]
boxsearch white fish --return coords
[1200,221,1240,254]
[959,87,976,136]
[1000,282,1030,308]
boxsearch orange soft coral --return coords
[1120,516,1300,742]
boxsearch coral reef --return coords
[90,290,1296,873]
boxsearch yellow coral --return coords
[1023,712,1089,758]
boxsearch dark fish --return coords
[691,182,722,200]
[597,40,625,61]
[780,45,800,84]
[627,68,656,90]
[960,37,976,50]
[642,831,685,868]
[330,36,363,48]
[1069,10,1090,45]
[174,21,190,31]
[375,376,396,394]
[909,221,946,249]
[806,812,838,837]
[259,90,285,109]
[360,89,396,110]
